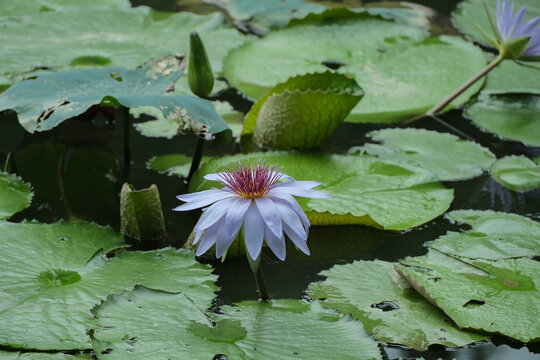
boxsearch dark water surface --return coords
[1,0,539,359]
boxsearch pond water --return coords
[1,0,539,359]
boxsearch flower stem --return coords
[186,136,205,184]
[246,253,270,302]
[405,55,504,125]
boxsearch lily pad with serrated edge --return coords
[0,172,33,220]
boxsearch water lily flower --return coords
[173,160,331,261]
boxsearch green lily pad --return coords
[464,93,540,147]
[430,210,540,260]
[134,100,242,139]
[223,10,486,123]
[484,60,540,95]
[0,172,33,220]
[0,221,217,350]
[397,249,540,342]
[242,72,363,150]
[350,128,495,181]
[189,151,454,230]
[491,156,540,193]
[0,5,247,85]
[0,350,93,360]
[452,0,540,47]
[308,260,487,350]
[2,0,131,17]
[92,287,382,359]
[0,57,228,135]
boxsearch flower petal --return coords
[243,203,265,260]
[275,180,322,190]
[194,197,235,232]
[507,5,527,39]
[196,222,220,256]
[222,198,251,239]
[270,186,332,199]
[215,228,237,259]
[273,198,307,239]
[174,189,235,211]
[255,197,282,238]
[193,230,203,245]
[265,226,286,261]
[283,222,310,256]
[204,173,222,182]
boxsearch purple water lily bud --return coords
[174,160,331,261]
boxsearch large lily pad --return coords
[0,6,247,85]
[430,210,540,260]
[0,172,33,220]
[452,0,540,47]
[464,94,540,147]
[490,156,540,193]
[190,151,454,230]
[0,57,228,134]
[92,287,382,360]
[1,0,131,17]
[350,128,495,181]
[397,249,540,342]
[223,10,486,123]
[0,221,217,350]
[0,351,93,360]
[242,72,364,149]
[483,61,540,95]
[308,260,487,350]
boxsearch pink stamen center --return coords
[218,160,284,199]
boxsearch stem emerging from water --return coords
[186,136,205,184]
[405,55,504,125]
[246,251,270,302]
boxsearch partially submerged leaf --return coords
[464,94,540,147]
[0,221,216,350]
[242,72,364,149]
[309,260,487,350]
[224,10,486,123]
[189,151,454,230]
[92,287,382,359]
[350,128,495,181]
[490,156,540,193]
[0,172,33,220]
[397,249,540,342]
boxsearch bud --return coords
[188,31,214,98]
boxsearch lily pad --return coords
[464,93,540,147]
[0,351,93,360]
[2,0,131,17]
[430,210,540,260]
[242,72,364,150]
[190,151,454,230]
[92,287,382,359]
[0,6,247,85]
[223,10,486,123]
[350,128,495,181]
[0,57,228,134]
[491,156,540,193]
[484,60,540,95]
[396,249,540,342]
[0,221,217,350]
[0,172,33,220]
[308,260,487,350]
[452,0,540,47]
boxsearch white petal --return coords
[243,203,265,260]
[215,228,237,259]
[194,198,235,232]
[193,230,203,245]
[275,180,322,190]
[255,197,282,238]
[204,173,222,182]
[270,186,332,199]
[283,222,310,256]
[268,192,310,232]
[173,189,235,211]
[222,198,252,239]
[196,223,220,256]
[273,198,306,239]
[265,226,286,261]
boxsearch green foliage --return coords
[465,94,540,147]
[242,72,363,149]
[397,249,540,342]
[0,350,93,360]
[92,288,382,360]
[490,156,540,193]
[351,128,495,181]
[484,61,540,95]
[309,260,487,350]
[0,172,33,220]
[224,10,486,123]
[0,221,216,350]
[120,183,166,243]
[188,31,214,98]
[190,151,453,230]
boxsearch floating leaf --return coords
[223,10,486,123]
[0,57,228,135]
[0,350,93,360]
[490,156,540,193]
[190,152,453,230]
[464,94,540,147]
[120,183,166,243]
[0,172,33,220]
[0,221,216,350]
[0,6,248,85]
[483,60,540,95]
[350,128,495,181]
[396,249,540,342]
[309,260,487,350]
[242,72,363,149]
[2,0,132,17]
[92,287,382,360]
